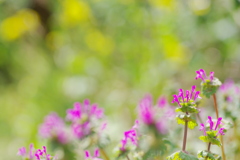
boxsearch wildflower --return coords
[195,69,222,98]
[39,112,68,144]
[35,146,56,160]
[17,143,35,159]
[195,69,214,82]
[137,95,174,134]
[172,85,201,110]
[199,116,226,146]
[85,148,103,160]
[66,99,104,139]
[138,94,154,125]
[120,120,139,151]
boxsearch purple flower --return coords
[172,85,201,107]
[39,112,68,144]
[66,99,104,139]
[35,146,56,160]
[17,143,35,159]
[199,124,206,136]
[157,96,168,108]
[120,120,139,151]
[85,148,103,160]
[200,116,225,136]
[138,95,154,125]
[18,145,57,160]
[156,118,168,134]
[195,69,214,82]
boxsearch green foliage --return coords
[201,78,222,98]
[199,131,221,146]
[175,102,198,114]
[198,150,222,160]
[176,114,198,129]
[167,151,198,160]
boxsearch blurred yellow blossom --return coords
[61,0,91,26]
[85,29,114,56]
[0,9,39,41]
[149,0,176,10]
[162,34,191,64]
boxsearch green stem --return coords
[212,94,226,160]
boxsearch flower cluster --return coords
[138,94,174,134]
[66,99,104,139]
[18,144,57,160]
[39,112,69,144]
[200,116,225,136]
[195,69,214,82]
[199,116,225,147]
[85,148,103,160]
[120,120,139,151]
[172,85,201,108]
[195,69,222,98]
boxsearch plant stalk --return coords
[212,94,226,160]
[207,142,211,152]
[126,155,130,160]
[99,148,110,160]
[182,120,188,152]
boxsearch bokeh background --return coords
[1,0,240,159]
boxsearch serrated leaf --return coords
[175,115,198,129]
[175,104,198,114]
[198,150,222,160]
[201,78,221,98]
[199,131,221,146]
[167,151,198,160]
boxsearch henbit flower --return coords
[66,99,104,123]
[66,99,104,139]
[199,116,225,136]
[120,120,139,151]
[35,146,56,160]
[171,85,201,107]
[17,143,35,159]
[138,94,154,125]
[39,112,68,144]
[157,96,168,108]
[85,148,103,160]
[195,69,214,82]
[199,124,206,136]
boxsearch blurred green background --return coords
[1,0,240,159]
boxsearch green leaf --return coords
[201,78,222,98]
[175,115,198,129]
[198,150,222,160]
[167,151,198,160]
[199,131,221,146]
[175,103,198,114]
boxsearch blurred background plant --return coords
[1,0,240,159]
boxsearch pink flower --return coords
[195,69,214,82]
[120,120,139,151]
[172,85,201,107]
[39,112,68,144]
[85,148,103,160]
[199,116,225,136]
[66,99,104,139]
[35,146,56,160]
[138,94,155,125]
[17,143,35,159]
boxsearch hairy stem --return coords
[212,94,226,160]
[207,142,211,152]
[99,148,110,160]
[182,120,188,152]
